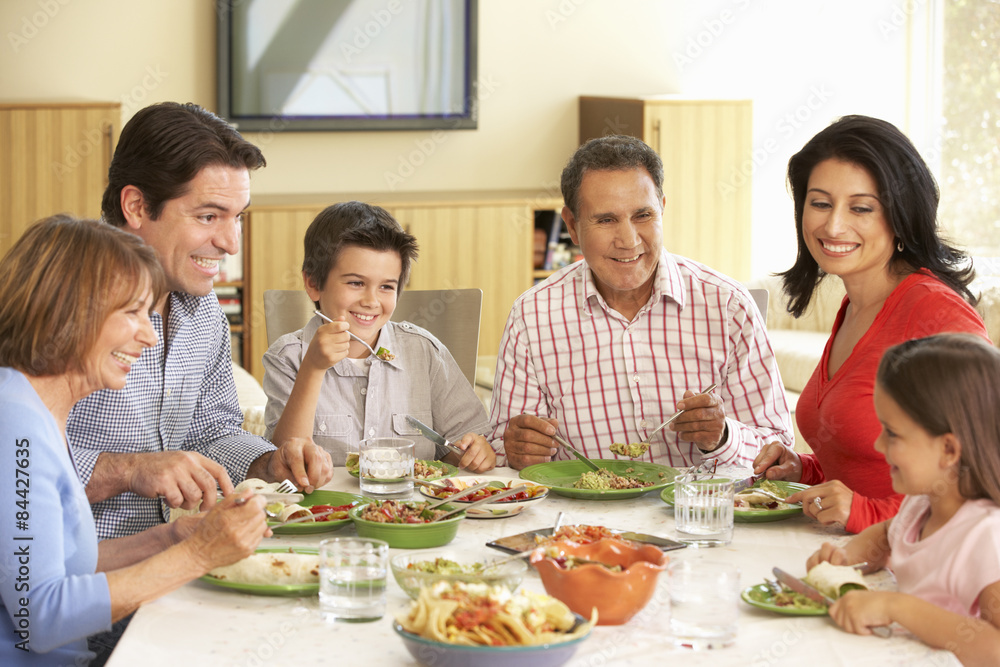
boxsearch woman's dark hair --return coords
[301,202,419,305]
[780,115,975,317]
[101,102,266,227]
[878,333,1000,505]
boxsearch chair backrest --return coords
[262,288,483,386]
[749,288,768,325]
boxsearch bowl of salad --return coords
[390,549,528,599]
[349,500,466,548]
[417,477,549,519]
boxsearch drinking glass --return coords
[673,475,735,546]
[669,560,740,649]
[319,537,390,622]
[359,437,414,497]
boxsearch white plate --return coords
[417,476,548,518]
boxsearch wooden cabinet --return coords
[579,96,752,281]
[243,191,561,382]
[0,102,119,257]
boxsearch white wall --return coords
[1,0,914,277]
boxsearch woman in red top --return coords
[753,115,990,534]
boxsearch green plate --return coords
[199,547,319,596]
[519,460,677,500]
[346,458,459,481]
[349,502,465,549]
[741,583,828,616]
[267,490,364,535]
[660,480,809,522]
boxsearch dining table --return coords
[106,465,960,667]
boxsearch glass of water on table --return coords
[673,473,735,547]
[669,559,741,649]
[319,537,390,622]
[359,437,414,497]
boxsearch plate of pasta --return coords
[394,581,594,667]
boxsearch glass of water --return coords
[669,559,740,649]
[359,437,414,498]
[319,537,390,623]
[674,475,735,547]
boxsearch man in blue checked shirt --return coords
[67,102,334,541]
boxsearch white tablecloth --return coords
[107,467,958,667]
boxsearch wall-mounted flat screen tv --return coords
[217,0,477,132]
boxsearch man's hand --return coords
[303,315,350,372]
[502,414,559,470]
[753,442,803,482]
[248,437,334,493]
[671,389,726,451]
[442,433,496,473]
[113,451,235,510]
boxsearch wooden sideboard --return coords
[0,102,119,256]
[242,191,562,382]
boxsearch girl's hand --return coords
[788,479,854,526]
[304,316,350,370]
[806,541,851,571]
[829,591,896,636]
[450,433,496,473]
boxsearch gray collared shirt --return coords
[263,317,488,464]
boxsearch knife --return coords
[773,567,892,639]
[405,415,465,458]
[733,474,764,494]
[551,433,601,471]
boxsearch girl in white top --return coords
[807,333,1000,665]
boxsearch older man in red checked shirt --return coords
[487,135,793,470]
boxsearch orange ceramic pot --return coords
[530,538,669,625]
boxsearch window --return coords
[938,1,1000,267]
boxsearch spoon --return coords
[313,310,386,359]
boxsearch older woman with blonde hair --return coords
[0,216,270,665]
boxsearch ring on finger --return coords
[813,496,823,511]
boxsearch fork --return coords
[631,383,719,457]
[763,577,784,596]
[274,479,298,494]
[313,310,382,358]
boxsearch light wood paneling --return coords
[0,103,119,256]
[246,206,325,378]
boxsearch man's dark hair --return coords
[101,102,266,226]
[560,134,665,217]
